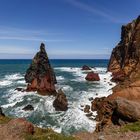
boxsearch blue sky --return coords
[0,0,140,59]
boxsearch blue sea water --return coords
[0,59,115,135]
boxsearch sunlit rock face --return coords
[25,43,57,95]
[108,16,140,82]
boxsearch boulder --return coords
[115,97,140,122]
[85,72,100,81]
[53,89,68,111]
[22,105,34,111]
[25,43,57,95]
[84,105,90,113]
[82,65,91,70]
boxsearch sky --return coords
[0,0,140,59]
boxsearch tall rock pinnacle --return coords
[25,43,57,95]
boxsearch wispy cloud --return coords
[0,26,73,42]
[65,0,124,23]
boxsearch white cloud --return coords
[0,26,73,42]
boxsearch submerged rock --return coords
[85,72,100,81]
[25,43,57,95]
[82,65,91,70]
[0,107,5,116]
[53,89,68,111]
[15,88,25,92]
[22,105,34,111]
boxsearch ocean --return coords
[0,59,115,135]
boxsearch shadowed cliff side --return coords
[108,16,140,83]
[91,16,140,132]
[25,43,57,95]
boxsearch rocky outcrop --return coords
[84,105,90,113]
[85,72,100,81]
[92,97,140,131]
[82,65,91,70]
[53,89,68,111]
[0,118,34,140]
[108,16,140,82]
[25,43,57,95]
[22,105,34,111]
[91,16,140,132]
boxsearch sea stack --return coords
[25,43,57,95]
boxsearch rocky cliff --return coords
[25,43,57,95]
[108,16,140,82]
[92,16,140,132]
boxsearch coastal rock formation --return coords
[25,43,57,95]
[108,16,140,82]
[0,118,34,140]
[82,65,91,70]
[85,72,100,81]
[22,105,34,111]
[84,105,90,113]
[91,16,140,132]
[92,97,140,131]
[53,89,68,111]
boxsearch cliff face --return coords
[25,43,57,95]
[92,16,140,132]
[108,16,140,81]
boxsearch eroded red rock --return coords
[85,72,100,81]
[25,43,57,95]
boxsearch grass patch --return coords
[121,122,140,132]
[0,116,11,124]
[25,127,77,140]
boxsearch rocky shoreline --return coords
[90,15,140,134]
[1,16,140,140]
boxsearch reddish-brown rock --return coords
[84,105,90,113]
[0,118,34,140]
[53,89,68,111]
[25,43,57,95]
[92,16,140,131]
[82,65,91,70]
[108,16,140,81]
[85,72,100,81]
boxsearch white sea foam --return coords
[5,73,23,81]
[1,67,116,134]
[0,80,12,86]
[56,76,65,81]
[0,73,24,87]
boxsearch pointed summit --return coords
[25,43,57,95]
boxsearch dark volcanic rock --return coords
[15,88,25,92]
[53,89,68,111]
[22,105,34,111]
[82,65,91,70]
[85,72,100,81]
[25,43,57,95]
[0,107,5,116]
